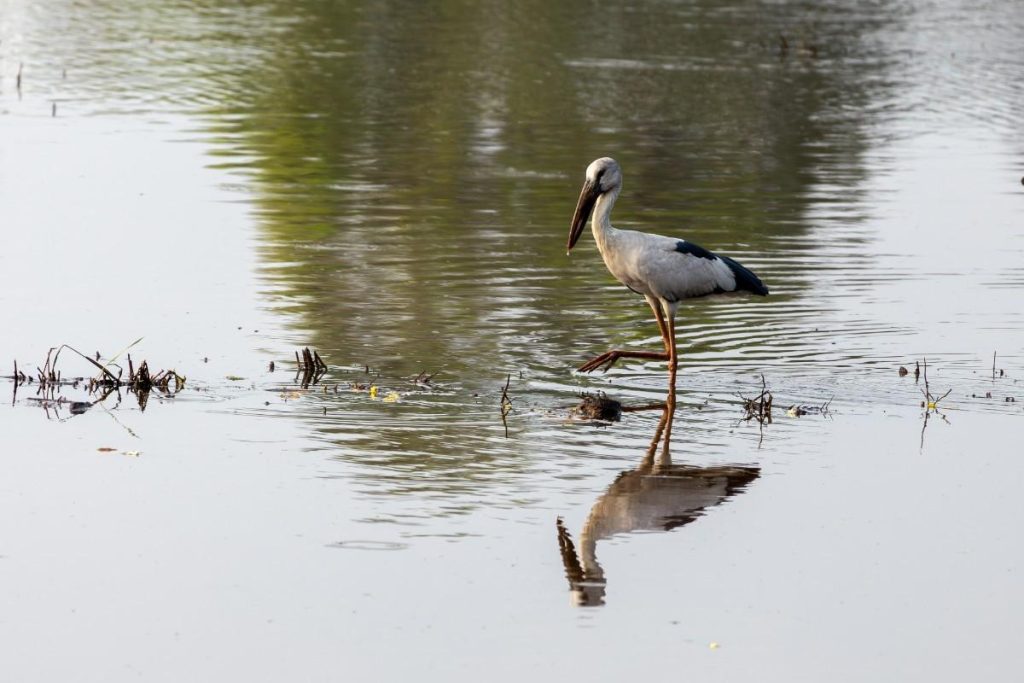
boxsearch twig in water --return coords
[918,357,953,452]
[500,374,513,438]
[737,373,773,424]
[294,347,327,388]
[919,357,952,410]
[737,374,773,449]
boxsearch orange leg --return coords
[577,349,669,373]
[666,311,679,395]
[578,297,674,374]
[647,296,672,355]
[662,304,679,448]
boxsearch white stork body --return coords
[566,157,768,391]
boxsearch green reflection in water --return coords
[4,0,906,512]
[188,0,903,508]
[202,0,890,378]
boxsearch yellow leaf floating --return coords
[927,401,937,410]
[382,391,400,403]
[369,386,378,399]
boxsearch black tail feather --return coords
[720,255,769,296]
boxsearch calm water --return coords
[2,0,1023,680]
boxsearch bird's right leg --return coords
[579,296,674,373]
[578,349,670,373]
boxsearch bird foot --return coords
[578,349,670,373]
[578,351,625,373]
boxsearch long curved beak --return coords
[567,179,599,253]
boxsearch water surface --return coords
[1,0,1023,680]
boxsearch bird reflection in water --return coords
[557,395,759,606]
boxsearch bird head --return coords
[567,157,621,253]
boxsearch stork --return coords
[566,157,769,393]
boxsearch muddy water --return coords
[2,0,1023,680]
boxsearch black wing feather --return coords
[718,255,769,296]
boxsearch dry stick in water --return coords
[920,357,952,408]
[42,344,121,385]
[739,373,773,424]
[294,348,327,388]
[500,374,513,438]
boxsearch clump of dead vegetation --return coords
[5,342,184,414]
[738,374,773,425]
[571,392,623,422]
[294,346,328,388]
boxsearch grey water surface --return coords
[1,0,1023,680]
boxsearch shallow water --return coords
[2,0,1023,680]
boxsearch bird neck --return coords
[590,186,620,254]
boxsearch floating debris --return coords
[738,374,773,425]
[786,397,833,418]
[898,366,909,377]
[7,342,184,414]
[572,392,622,422]
[411,370,437,386]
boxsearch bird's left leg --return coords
[664,306,679,396]
[646,295,673,355]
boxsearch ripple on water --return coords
[326,540,409,551]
